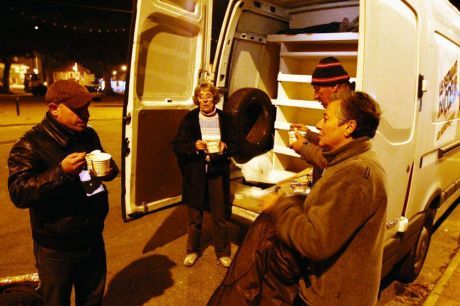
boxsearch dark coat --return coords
[208,139,387,306]
[172,108,239,211]
[271,138,387,306]
[207,212,304,306]
[8,112,119,251]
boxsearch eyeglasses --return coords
[197,94,214,101]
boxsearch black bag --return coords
[0,282,43,306]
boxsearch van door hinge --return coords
[122,137,130,157]
[123,112,131,125]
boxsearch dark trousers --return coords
[187,176,230,258]
[33,241,107,306]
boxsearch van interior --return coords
[217,0,360,220]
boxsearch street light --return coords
[121,65,127,71]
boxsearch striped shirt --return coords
[199,111,221,142]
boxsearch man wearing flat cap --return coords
[8,79,118,306]
[290,57,354,182]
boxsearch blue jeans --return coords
[33,241,106,306]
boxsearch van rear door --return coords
[122,0,212,221]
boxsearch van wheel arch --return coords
[224,88,275,162]
[397,200,438,283]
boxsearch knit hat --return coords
[45,79,98,109]
[311,57,350,87]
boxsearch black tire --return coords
[224,88,275,162]
[397,208,436,283]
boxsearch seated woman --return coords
[172,82,239,268]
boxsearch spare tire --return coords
[224,88,275,161]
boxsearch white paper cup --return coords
[86,152,112,177]
[290,181,309,194]
[288,130,306,146]
[206,140,220,153]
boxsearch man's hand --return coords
[290,123,307,132]
[290,131,307,154]
[61,152,86,175]
[195,140,207,151]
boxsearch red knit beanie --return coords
[311,57,350,87]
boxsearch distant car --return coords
[31,84,47,96]
[25,74,47,96]
[85,84,102,93]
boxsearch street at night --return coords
[1,0,460,305]
[0,94,458,305]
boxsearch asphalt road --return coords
[0,95,458,306]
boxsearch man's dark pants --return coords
[33,241,106,306]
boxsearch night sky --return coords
[1,0,133,76]
[1,0,459,75]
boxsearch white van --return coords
[122,0,460,282]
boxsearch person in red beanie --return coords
[290,57,354,182]
[8,79,118,306]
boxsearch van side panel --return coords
[362,0,419,236]
[406,0,460,220]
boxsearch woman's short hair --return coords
[193,82,220,106]
[337,91,382,139]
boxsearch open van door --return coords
[122,0,213,221]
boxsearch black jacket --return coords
[8,112,118,251]
[172,108,239,210]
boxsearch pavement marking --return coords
[423,250,460,306]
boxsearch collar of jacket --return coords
[323,137,371,166]
[40,111,78,147]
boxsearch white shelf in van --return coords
[274,145,300,157]
[267,32,359,43]
[278,72,312,83]
[280,51,358,58]
[272,98,323,109]
[275,121,318,132]
[277,73,356,84]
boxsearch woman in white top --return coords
[172,82,240,268]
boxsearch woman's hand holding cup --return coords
[195,140,207,151]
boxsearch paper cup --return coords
[288,130,306,146]
[206,140,220,153]
[86,152,112,177]
[290,181,309,194]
